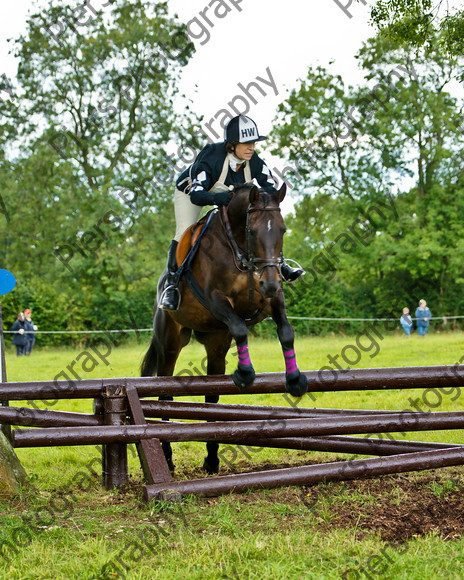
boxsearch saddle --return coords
[176,211,214,268]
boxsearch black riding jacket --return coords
[176,142,277,206]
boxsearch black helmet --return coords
[224,115,267,144]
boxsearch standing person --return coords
[159,114,305,311]
[23,308,37,355]
[415,299,432,336]
[11,312,27,356]
[399,307,413,337]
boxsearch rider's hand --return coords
[213,191,232,207]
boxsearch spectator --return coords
[400,307,413,337]
[415,299,432,336]
[23,308,37,355]
[12,312,27,356]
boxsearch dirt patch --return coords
[170,457,464,542]
[298,474,464,542]
[5,458,464,544]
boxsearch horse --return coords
[140,182,308,473]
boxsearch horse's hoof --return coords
[286,370,308,397]
[232,364,256,389]
[203,457,219,474]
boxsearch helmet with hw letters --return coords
[224,115,267,144]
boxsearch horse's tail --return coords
[140,334,158,377]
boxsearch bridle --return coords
[220,196,284,276]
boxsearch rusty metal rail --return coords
[1,365,463,400]
[140,400,401,421]
[13,411,464,447]
[144,447,464,500]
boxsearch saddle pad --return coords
[176,219,207,267]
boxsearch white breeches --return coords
[174,188,211,241]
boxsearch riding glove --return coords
[213,191,233,207]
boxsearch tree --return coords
[370,1,464,60]
[0,0,199,340]
[271,34,464,321]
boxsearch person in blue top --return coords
[159,114,305,310]
[399,307,413,337]
[415,299,432,336]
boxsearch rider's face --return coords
[234,141,256,160]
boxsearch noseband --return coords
[221,200,284,275]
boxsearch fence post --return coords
[0,302,11,442]
[102,385,128,489]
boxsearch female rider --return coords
[160,114,304,310]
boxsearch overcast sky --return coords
[1,1,375,129]
[1,0,380,211]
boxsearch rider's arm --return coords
[250,155,278,194]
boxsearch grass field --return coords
[1,330,464,579]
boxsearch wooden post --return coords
[126,385,174,484]
[0,302,28,493]
[102,385,128,489]
[0,302,11,442]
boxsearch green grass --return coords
[2,331,464,579]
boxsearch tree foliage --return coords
[272,34,464,325]
[0,0,198,341]
[370,0,464,61]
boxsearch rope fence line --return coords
[2,315,464,334]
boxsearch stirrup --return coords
[158,285,181,311]
[281,258,305,284]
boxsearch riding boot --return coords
[159,240,180,311]
[280,254,305,283]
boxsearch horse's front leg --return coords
[208,290,256,388]
[270,291,308,397]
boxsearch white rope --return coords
[3,328,153,334]
[2,315,462,334]
[283,316,463,321]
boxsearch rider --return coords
[159,114,305,311]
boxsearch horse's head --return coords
[228,182,287,299]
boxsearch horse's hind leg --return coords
[152,309,191,472]
[195,330,232,474]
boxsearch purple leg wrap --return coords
[284,349,298,374]
[237,345,252,366]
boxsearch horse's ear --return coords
[276,182,286,203]
[249,185,260,204]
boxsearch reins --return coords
[220,196,283,275]
[220,189,284,319]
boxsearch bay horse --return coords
[141,182,308,473]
